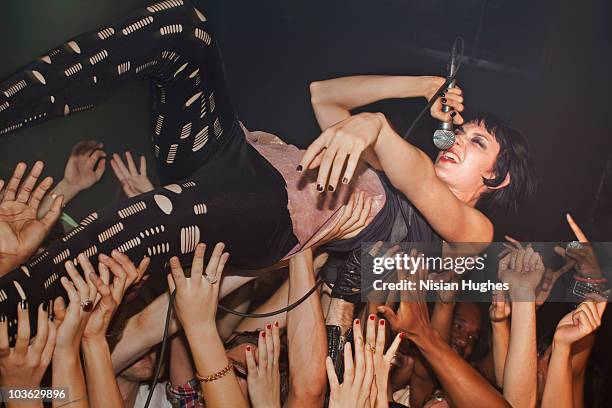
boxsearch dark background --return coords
[0,0,611,242]
[0,0,611,405]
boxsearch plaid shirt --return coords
[166,378,205,408]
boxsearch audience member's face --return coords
[119,351,157,382]
[450,302,481,359]
[434,121,502,199]
[226,342,258,399]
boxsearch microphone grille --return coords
[433,129,456,150]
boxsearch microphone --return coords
[433,40,460,150]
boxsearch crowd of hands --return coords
[0,140,608,408]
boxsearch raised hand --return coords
[298,112,384,192]
[0,301,56,389]
[426,79,465,125]
[167,243,229,332]
[554,213,603,279]
[364,314,404,408]
[489,290,511,323]
[110,151,154,197]
[553,295,607,346]
[313,190,374,248]
[245,322,281,408]
[498,245,545,301]
[81,252,149,343]
[0,161,63,276]
[63,140,106,193]
[326,319,375,408]
[53,259,100,355]
[377,250,433,339]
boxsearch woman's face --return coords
[434,121,503,201]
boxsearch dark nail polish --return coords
[342,177,348,184]
[296,165,303,172]
[355,319,360,325]
[316,184,323,192]
[441,98,447,104]
[440,92,445,97]
[369,315,375,320]
[262,331,266,338]
[42,302,49,312]
[274,321,279,327]
[450,111,457,117]
[0,314,5,323]
[266,323,272,330]
[20,300,28,310]
[380,319,385,326]
[400,332,406,339]
[328,185,334,192]
[246,345,251,351]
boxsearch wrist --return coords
[508,285,536,301]
[56,179,81,200]
[551,339,572,356]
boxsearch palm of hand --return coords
[125,175,154,196]
[0,201,47,271]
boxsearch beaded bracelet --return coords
[196,361,234,383]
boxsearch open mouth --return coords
[440,149,460,163]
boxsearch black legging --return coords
[0,0,298,342]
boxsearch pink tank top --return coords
[243,126,386,256]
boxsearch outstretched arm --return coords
[285,248,327,407]
[309,75,452,130]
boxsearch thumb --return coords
[40,194,64,228]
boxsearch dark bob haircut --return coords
[463,111,537,213]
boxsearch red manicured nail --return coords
[355,319,360,325]
[379,319,385,326]
[369,315,375,321]
[246,345,251,351]
[262,332,266,338]
[274,321,279,327]
[266,323,272,330]
[400,332,406,339]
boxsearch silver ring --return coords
[80,300,94,312]
[204,273,218,285]
[566,241,584,251]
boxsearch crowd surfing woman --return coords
[0,0,533,338]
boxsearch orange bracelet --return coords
[195,361,234,383]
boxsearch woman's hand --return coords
[364,314,404,408]
[53,260,99,356]
[427,81,465,125]
[326,319,375,408]
[0,162,63,275]
[246,322,281,408]
[0,302,56,389]
[63,140,106,193]
[110,151,154,197]
[167,243,229,333]
[298,112,385,192]
[81,252,149,343]
[553,295,607,346]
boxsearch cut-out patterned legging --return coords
[0,0,298,342]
